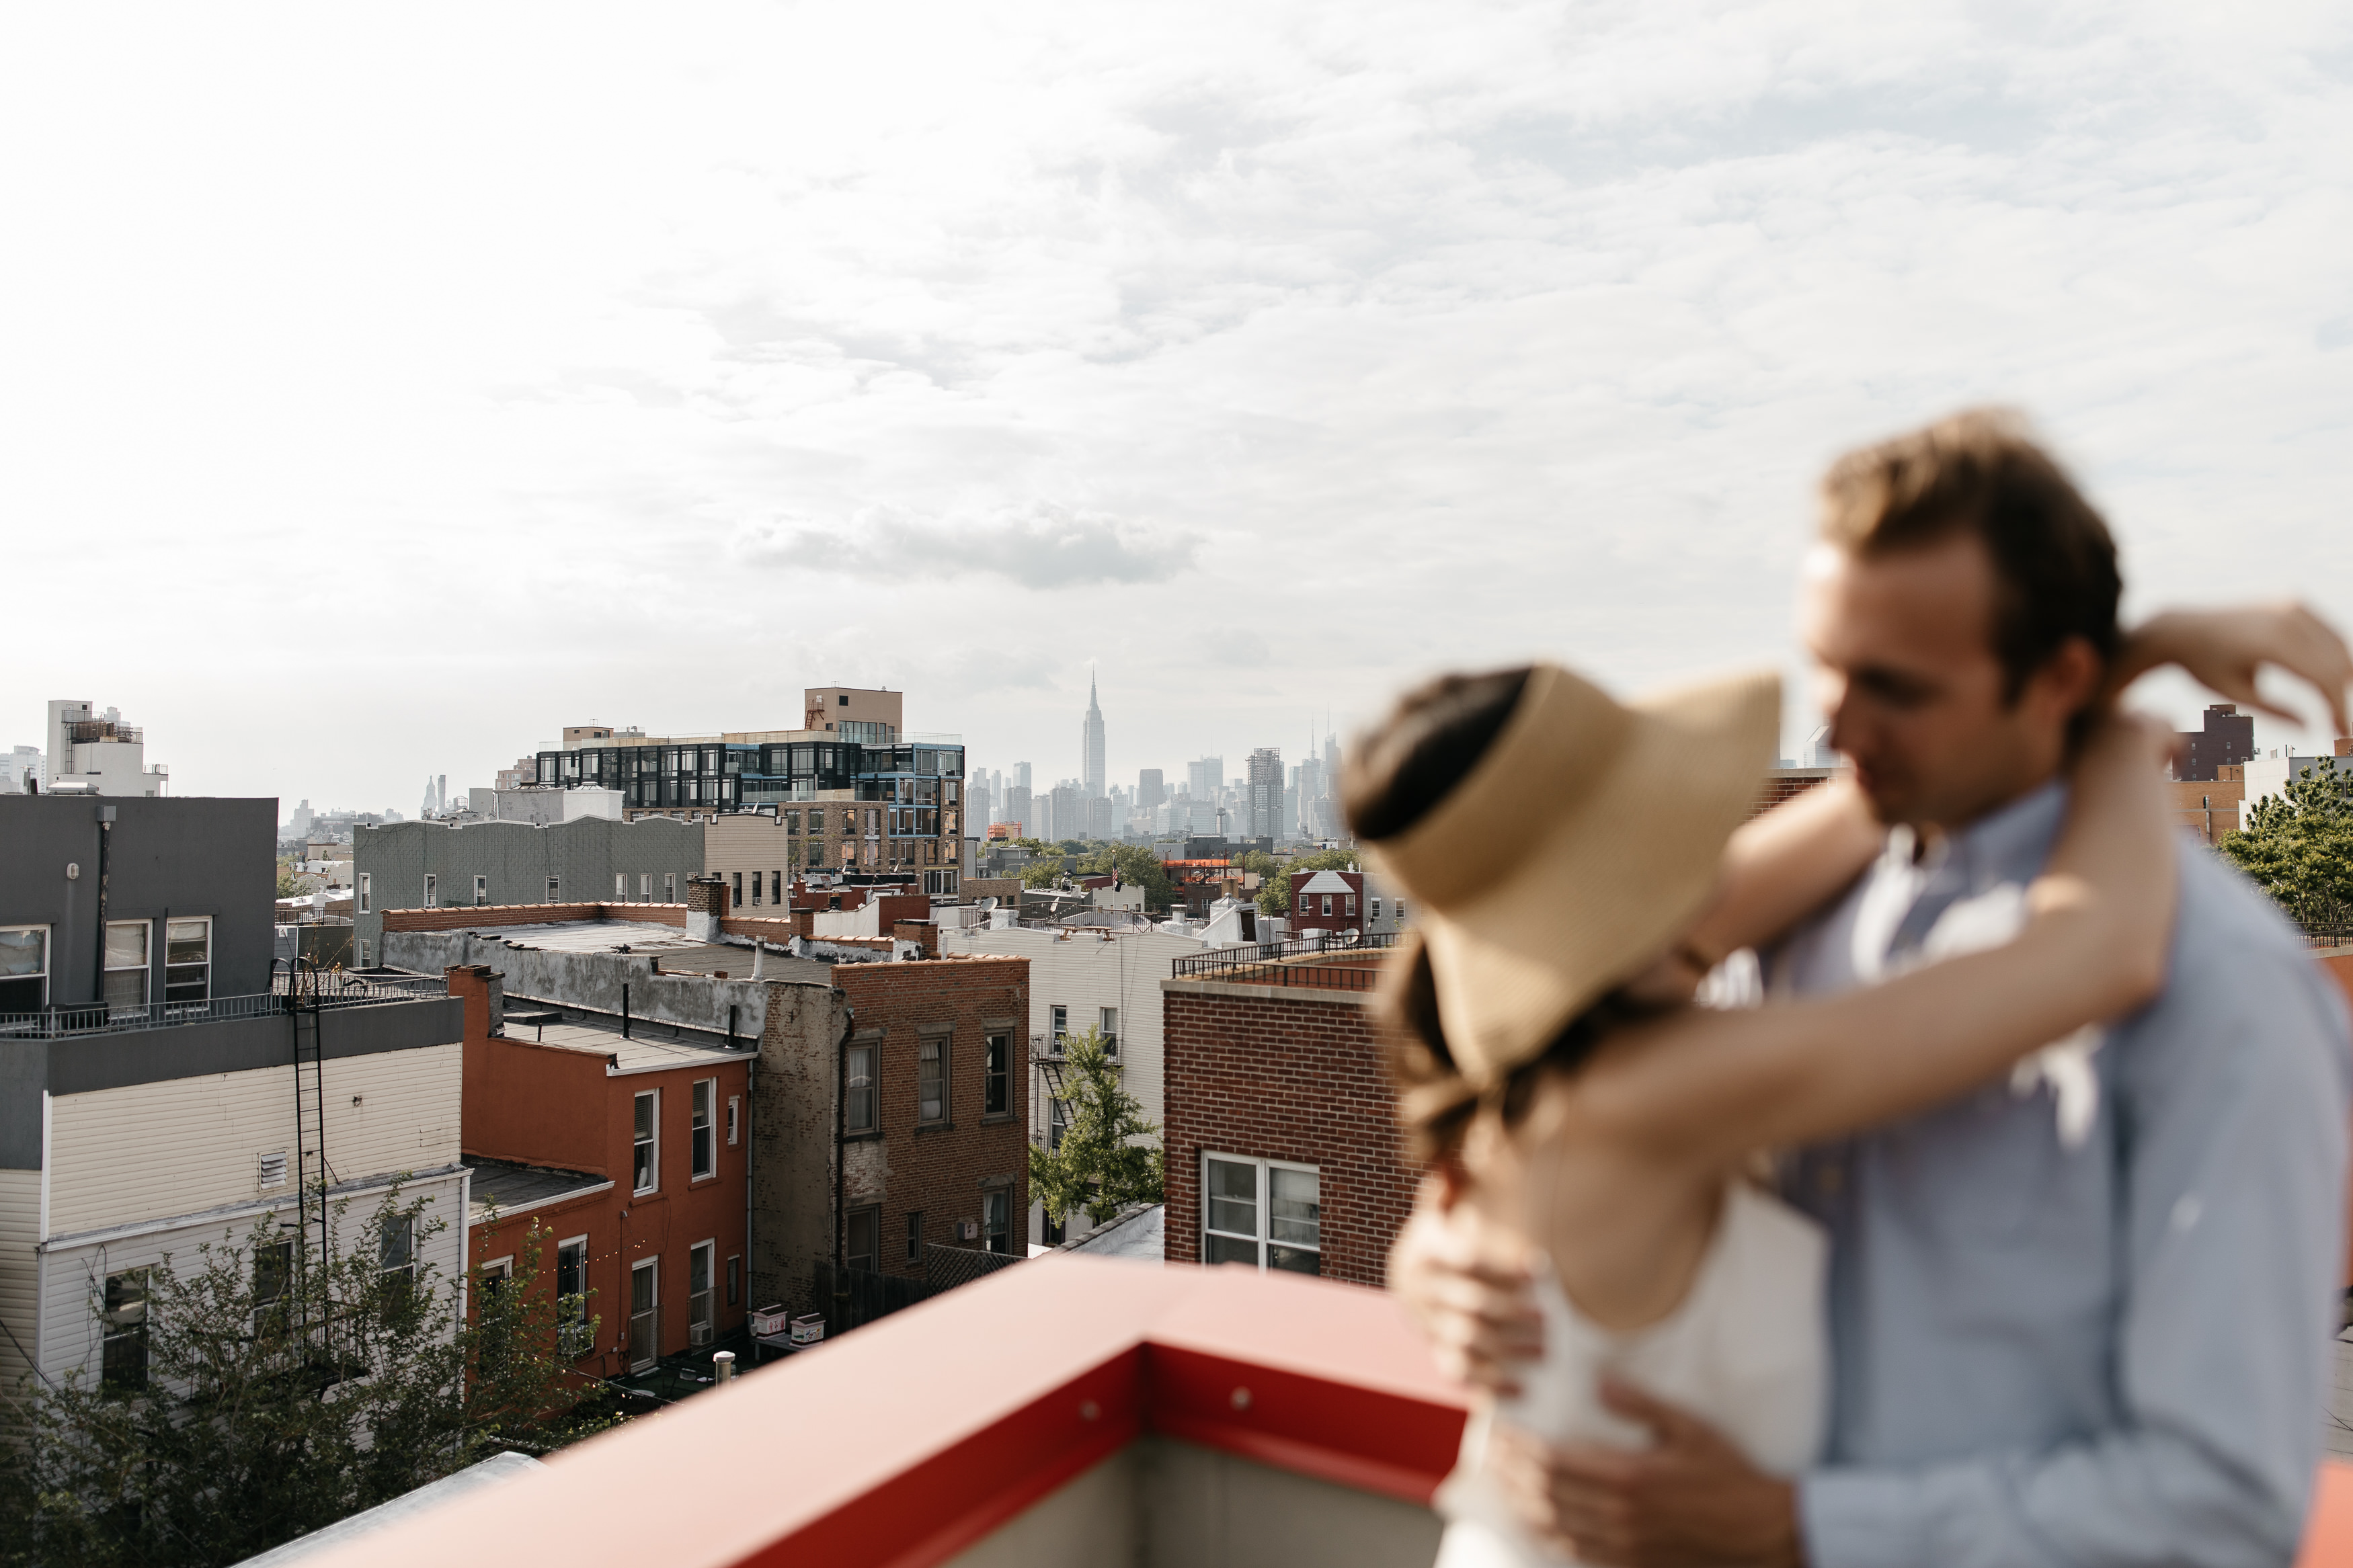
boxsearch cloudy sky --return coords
[5,3,2350,814]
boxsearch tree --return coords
[1254,847,1357,919]
[1019,858,1069,890]
[1029,1030,1164,1227]
[274,860,303,899]
[1,1188,616,1568]
[1072,843,1174,911]
[2218,757,2353,925]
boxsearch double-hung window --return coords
[164,917,210,1005]
[984,1190,1011,1253]
[727,1094,741,1145]
[1321,894,1333,917]
[983,1032,1009,1116]
[1099,1007,1119,1059]
[555,1236,592,1356]
[1201,1154,1322,1276]
[690,1079,716,1179]
[546,876,561,903]
[1345,893,1357,915]
[380,1214,417,1305]
[844,1043,877,1133]
[104,921,149,1013]
[731,872,743,908]
[358,872,372,914]
[688,1241,715,1344]
[102,1269,149,1390]
[1370,897,1383,920]
[0,925,47,1014]
[475,874,489,906]
[253,1240,293,1334]
[1298,892,1312,914]
[664,872,677,902]
[614,872,627,899]
[846,1206,879,1274]
[633,1090,659,1193]
[1050,1004,1068,1047]
[906,1210,924,1264]
[917,1035,949,1125]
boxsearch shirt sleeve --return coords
[1798,922,2351,1568]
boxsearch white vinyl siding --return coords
[0,1169,39,1393]
[44,1045,463,1239]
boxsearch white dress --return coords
[1432,1181,1829,1567]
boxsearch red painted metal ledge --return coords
[303,1254,2353,1568]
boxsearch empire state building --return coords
[1081,673,1106,798]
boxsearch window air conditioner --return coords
[956,1219,979,1241]
[689,1323,713,1348]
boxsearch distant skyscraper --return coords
[1081,674,1106,798]
[1016,761,1033,791]
[1246,748,1283,841]
[1137,768,1164,811]
[1188,757,1224,802]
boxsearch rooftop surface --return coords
[465,1159,611,1223]
[1068,1204,1165,1262]
[498,1009,752,1072]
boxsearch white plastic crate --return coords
[750,1304,791,1337]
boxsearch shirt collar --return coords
[1927,778,2068,890]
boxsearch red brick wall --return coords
[384,901,686,934]
[834,958,1031,1275]
[1162,980,1417,1288]
[448,964,752,1374]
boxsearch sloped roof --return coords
[1297,869,1357,894]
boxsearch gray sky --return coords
[6,3,2351,815]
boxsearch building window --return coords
[1050,1004,1068,1046]
[731,872,743,909]
[770,870,781,904]
[614,872,627,899]
[1345,894,1357,915]
[1321,895,1332,917]
[844,1042,877,1133]
[253,1240,293,1333]
[727,1094,741,1145]
[0,925,47,1014]
[983,1032,1009,1115]
[1298,892,1311,913]
[918,1036,949,1124]
[358,873,371,914]
[727,1253,741,1307]
[424,873,439,909]
[906,1210,924,1264]
[748,871,760,907]
[557,1236,592,1356]
[1048,1095,1068,1151]
[629,1259,659,1372]
[104,921,149,1014]
[102,1270,149,1391]
[1099,1007,1119,1059]
[358,940,372,967]
[846,1206,880,1274]
[633,1089,659,1193]
[1201,1154,1322,1276]
[639,872,652,900]
[472,874,487,906]
[547,876,561,903]
[691,1078,716,1179]
[984,1190,1010,1254]
[380,1214,417,1303]
[164,917,211,1005]
[1370,897,1382,919]
[1396,899,1407,922]
[664,872,677,902]
[688,1241,715,1345]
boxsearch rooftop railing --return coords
[0,976,443,1040]
[1170,930,1398,987]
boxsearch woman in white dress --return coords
[1343,661,2179,1568]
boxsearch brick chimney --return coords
[444,964,504,1040]
[891,919,940,958]
[685,874,728,941]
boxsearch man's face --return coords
[1801,532,2087,831]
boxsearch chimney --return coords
[891,919,940,958]
[684,874,729,941]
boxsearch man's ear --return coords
[2030,636,2106,726]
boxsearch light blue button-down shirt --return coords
[1771,781,2352,1567]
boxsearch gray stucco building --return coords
[353,817,706,963]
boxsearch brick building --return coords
[1160,954,1416,1288]
[2172,766,2246,845]
[1287,868,1365,938]
[2176,702,2258,782]
[379,895,1027,1335]
[446,966,751,1377]
[1749,765,1837,819]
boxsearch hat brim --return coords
[1373,667,1779,1090]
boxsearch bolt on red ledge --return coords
[306,1255,2353,1568]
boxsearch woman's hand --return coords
[1388,1174,1544,1397]
[2108,604,2351,737]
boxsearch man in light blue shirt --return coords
[1391,410,2352,1565]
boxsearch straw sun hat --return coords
[1363,663,1781,1093]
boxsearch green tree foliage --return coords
[1029,1030,1164,1227]
[1019,858,1070,890]
[1,1190,616,1568]
[1253,847,1358,919]
[274,860,303,899]
[1072,843,1174,911]
[2218,757,2353,924]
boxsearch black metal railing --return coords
[0,976,442,1040]
[1168,930,1398,980]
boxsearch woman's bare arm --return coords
[1576,713,2178,1168]
[2104,603,2350,736]
[1679,777,1882,969]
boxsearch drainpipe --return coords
[621,983,631,1040]
[93,805,115,1001]
[833,998,853,1327]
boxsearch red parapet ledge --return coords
[309,1257,1472,1568]
[296,1253,2353,1568]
